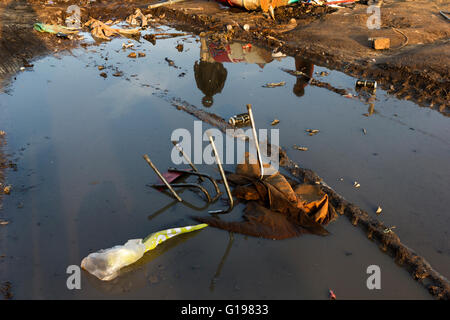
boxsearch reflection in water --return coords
[194,38,316,106]
[194,61,227,107]
[293,56,314,98]
[210,232,234,292]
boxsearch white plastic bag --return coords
[81,223,207,281]
[81,239,146,281]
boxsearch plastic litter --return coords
[81,223,208,281]
[33,23,79,35]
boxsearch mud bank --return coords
[0,0,449,115]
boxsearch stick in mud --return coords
[143,154,183,202]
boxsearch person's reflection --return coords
[293,56,314,97]
[194,60,228,107]
[195,37,275,107]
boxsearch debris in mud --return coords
[306,129,319,136]
[84,18,140,41]
[33,23,79,35]
[55,32,69,39]
[229,113,250,127]
[293,145,308,151]
[2,185,11,194]
[369,37,390,50]
[262,81,285,88]
[81,224,207,281]
[0,282,12,300]
[176,44,184,52]
[122,43,134,49]
[383,226,396,234]
[356,79,377,91]
[126,8,149,28]
[143,34,156,45]
[194,152,337,240]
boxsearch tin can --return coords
[229,113,250,126]
[356,79,377,90]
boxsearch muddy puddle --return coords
[0,26,448,299]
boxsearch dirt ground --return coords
[0,0,448,114]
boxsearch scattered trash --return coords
[128,52,137,58]
[293,145,308,151]
[98,65,105,71]
[143,34,156,45]
[165,57,175,67]
[81,223,208,281]
[306,129,319,136]
[55,32,69,39]
[353,181,360,188]
[272,51,286,58]
[384,226,397,234]
[242,43,252,50]
[329,289,337,300]
[376,206,382,215]
[194,152,336,239]
[0,220,9,226]
[362,128,367,135]
[112,71,123,77]
[355,79,377,91]
[262,81,285,88]
[318,71,329,76]
[271,119,280,126]
[243,24,250,31]
[229,113,250,127]
[3,185,11,194]
[33,23,79,35]
[84,18,140,41]
[369,37,390,50]
[176,43,184,52]
[99,72,107,78]
[148,0,188,9]
[122,43,134,49]
[138,52,146,57]
[126,8,148,28]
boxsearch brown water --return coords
[0,26,448,299]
